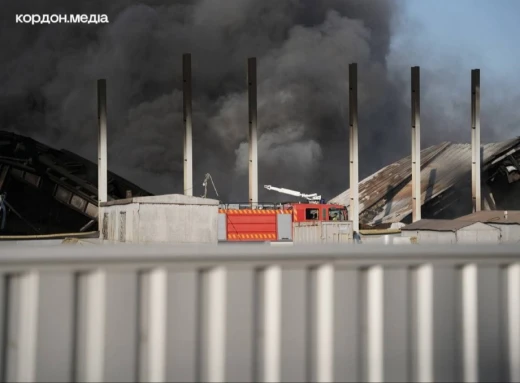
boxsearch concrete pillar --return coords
[349,63,359,233]
[248,57,259,205]
[471,69,481,212]
[97,79,108,232]
[183,53,193,196]
[411,66,421,222]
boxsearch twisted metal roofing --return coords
[330,137,520,225]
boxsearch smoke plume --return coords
[1,0,518,202]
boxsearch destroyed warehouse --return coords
[330,137,520,226]
[0,131,152,235]
[2,129,520,235]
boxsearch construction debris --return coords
[0,131,152,235]
[330,137,520,225]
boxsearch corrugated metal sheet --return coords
[2,244,520,382]
[293,221,353,243]
[330,142,450,215]
[456,210,520,224]
[330,138,520,225]
[322,221,353,242]
[293,222,321,243]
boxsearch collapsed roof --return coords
[0,131,152,235]
[330,137,520,226]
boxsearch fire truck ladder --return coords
[263,185,322,203]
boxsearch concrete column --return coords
[97,79,108,232]
[471,69,481,212]
[183,53,193,196]
[248,57,259,205]
[411,67,421,222]
[349,63,359,233]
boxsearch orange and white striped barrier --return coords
[227,233,277,240]
[219,209,292,214]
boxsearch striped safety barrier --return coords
[228,233,278,240]
[219,209,292,214]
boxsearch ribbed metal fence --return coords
[0,244,519,383]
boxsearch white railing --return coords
[0,244,519,382]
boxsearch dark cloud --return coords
[0,0,444,201]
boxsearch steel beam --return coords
[349,63,359,233]
[411,67,421,222]
[248,57,259,205]
[183,53,193,196]
[471,69,481,212]
[97,79,108,229]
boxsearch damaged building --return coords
[3,125,520,236]
[0,131,152,235]
[330,137,520,226]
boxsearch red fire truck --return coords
[218,185,348,242]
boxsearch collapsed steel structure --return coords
[0,131,152,235]
[3,55,519,235]
[330,137,520,226]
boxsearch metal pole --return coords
[471,69,481,212]
[97,79,108,232]
[183,53,193,196]
[349,63,359,233]
[248,57,259,205]
[411,67,421,222]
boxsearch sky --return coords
[400,0,520,79]
[383,0,520,153]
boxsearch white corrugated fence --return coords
[0,244,518,382]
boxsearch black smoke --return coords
[1,1,517,202]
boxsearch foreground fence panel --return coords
[0,244,519,382]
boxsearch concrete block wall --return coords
[489,224,520,243]
[100,194,219,244]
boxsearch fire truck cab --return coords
[291,203,348,222]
